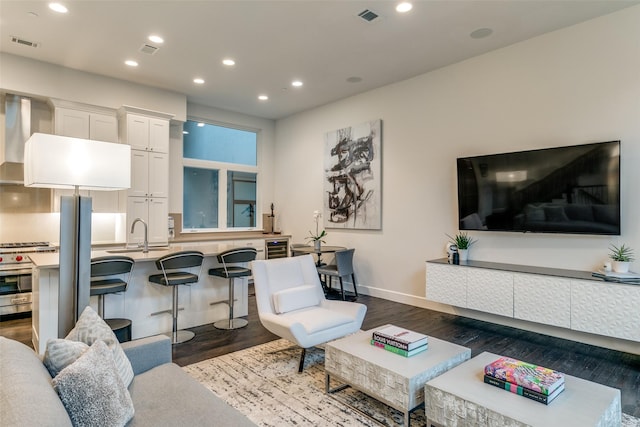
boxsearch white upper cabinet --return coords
[50,99,118,143]
[119,107,172,154]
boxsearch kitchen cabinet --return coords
[119,106,173,246]
[50,99,119,143]
[127,197,168,245]
[48,99,124,213]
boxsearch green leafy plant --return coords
[608,244,634,262]
[306,210,327,243]
[446,232,477,250]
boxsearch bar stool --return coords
[209,247,257,330]
[148,251,204,344]
[316,248,358,301]
[90,256,135,342]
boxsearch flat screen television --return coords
[457,141,620,235]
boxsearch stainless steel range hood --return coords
[0,94,31,184]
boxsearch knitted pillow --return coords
[65,306,134,387]
[43,338,89,378]
[53,340,134,427]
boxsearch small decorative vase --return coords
[612,261,630,273]
[458,249,469,262]
[314,240,321,251]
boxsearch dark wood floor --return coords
[2,292,639,417]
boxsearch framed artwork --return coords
[323,119,382,230]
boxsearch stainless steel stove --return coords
[0,242,56,316]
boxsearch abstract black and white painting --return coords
[323,119,382,230]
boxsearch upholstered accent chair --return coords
[251,254,367,372]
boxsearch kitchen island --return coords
[29,243,254,354]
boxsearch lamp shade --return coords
[24,133,131,190]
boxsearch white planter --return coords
[458,249,469,262]
[612,261,630,273]
[314,240,321,251]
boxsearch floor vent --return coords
[357,9,379,22]
[10,36,39,48]
[139,44,159,55]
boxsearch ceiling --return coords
[1,1,638,120]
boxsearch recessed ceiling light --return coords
[258,95,269,101]
[197,122,205,127]
[125,60,138,67]
[396,2,413,13]
[470,28,493,39]
[48,3,68,13]
[222,58,236,66]
[193,78,205,84]
[148,35,164,44]
[291,80,303,87]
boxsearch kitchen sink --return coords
[106,247,170,254]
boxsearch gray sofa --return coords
[0,335,256,426]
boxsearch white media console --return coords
[425,259,640,346]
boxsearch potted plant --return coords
[306,210,327,251]
[608,243,634,273]
[446,232,477,261]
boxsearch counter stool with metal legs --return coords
[148,251,204,344]
[209,247,257,330]
[90,256,135,342]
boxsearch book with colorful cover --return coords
[484,375,565,405]
[370,339,428,357]
[484,357,565,395]
[371,325,428,351]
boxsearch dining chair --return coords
[316,248,358,301]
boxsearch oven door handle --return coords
[0,268,33,276]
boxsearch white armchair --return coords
[251,254,367,372]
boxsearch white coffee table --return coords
[325,326,471,426]
[424,352,621,427]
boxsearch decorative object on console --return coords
[324,119,382,230]
[608,243,634,273]
[24,133,131,336]
[446,232,477,261]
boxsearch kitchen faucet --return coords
[131,218,149,253]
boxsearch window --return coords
[183,120,258,231]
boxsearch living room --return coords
[1,1,639,426]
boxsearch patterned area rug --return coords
[184,339,640,427]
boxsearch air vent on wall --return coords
[139,44,159,55]
[10,36,39,48]
[357,9,379,22]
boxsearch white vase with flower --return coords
[307,210,327,251]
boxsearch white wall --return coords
[275,7,640,308]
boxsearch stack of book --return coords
[370,325,428,357]
[592,270,640,284]
[484,356,565,405]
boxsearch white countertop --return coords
[29,243,237,268]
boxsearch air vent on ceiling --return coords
[139,44,159,55]
[10,36,39,48]
[357,9,379,22]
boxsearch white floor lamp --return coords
[24,133,130,336]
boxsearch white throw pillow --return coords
[52,340,134,427]
[66,306,134,387]
[272,285,320,314]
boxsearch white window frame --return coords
[182,119,261,233]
